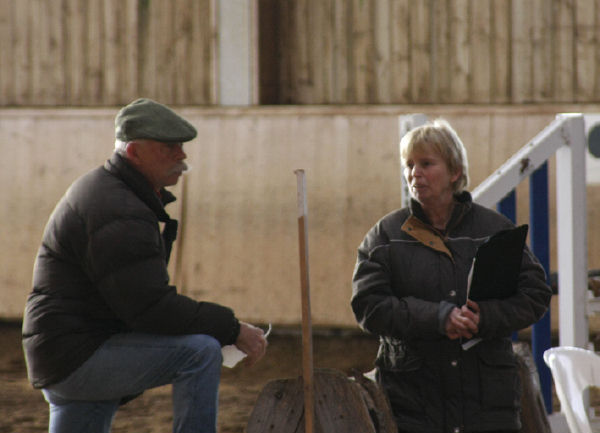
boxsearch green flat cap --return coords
[115,98,197,143]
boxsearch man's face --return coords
[128,139,188,190]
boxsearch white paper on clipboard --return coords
[462,258,482,350]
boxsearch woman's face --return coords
[403,147,460,207]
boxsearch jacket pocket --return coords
[477,346,520,409]
[379,362,426,420]
[376,338,426,419]
[375,337,422,371]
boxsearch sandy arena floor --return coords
[0,322,379,433]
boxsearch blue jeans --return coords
[42,332,223,433]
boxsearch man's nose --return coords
[173,144,186,159]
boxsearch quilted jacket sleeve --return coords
[87,216,239,346]
[351,220,451,340]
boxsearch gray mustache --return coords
[169,161,190,175]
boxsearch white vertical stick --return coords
[294,169,315,433]
[556,114,588,348]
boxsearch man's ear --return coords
[125,141,142,165]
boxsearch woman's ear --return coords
[451,167,462,184]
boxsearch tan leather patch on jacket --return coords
[401,216,453,260]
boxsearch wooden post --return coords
[295,169,315,433]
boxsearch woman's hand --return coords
[445,300,480,340]
[461,299,480,328]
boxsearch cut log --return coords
[246,368,395,433]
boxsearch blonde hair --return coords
[399,119,469,193]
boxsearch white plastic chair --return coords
[544,346,600,433]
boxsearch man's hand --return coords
[235,322,268,367]
[445,300,480,340]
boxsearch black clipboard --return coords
[467,224,528,302]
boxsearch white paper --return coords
[221,345,247,368]
[465,257,475,300]
[222,324,271,368]
[462,258,481,351]
[461,337,482,351]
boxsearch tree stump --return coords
[246,368,396,433]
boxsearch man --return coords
[22,98,267,433]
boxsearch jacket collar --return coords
[104,152,179,263]
[104,152,176,222]
[401,191,473,259]
[408,191,472,234]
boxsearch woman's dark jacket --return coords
[351,192,552,433]
[23,153,240,389]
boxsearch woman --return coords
[351,119,552,433]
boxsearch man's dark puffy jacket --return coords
[351,192,552,433]
[23,152,240,389]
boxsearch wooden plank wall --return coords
[0,0,216,106]
[1,0,600,106]
[273,0,600,104]
[2,106,599,327]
